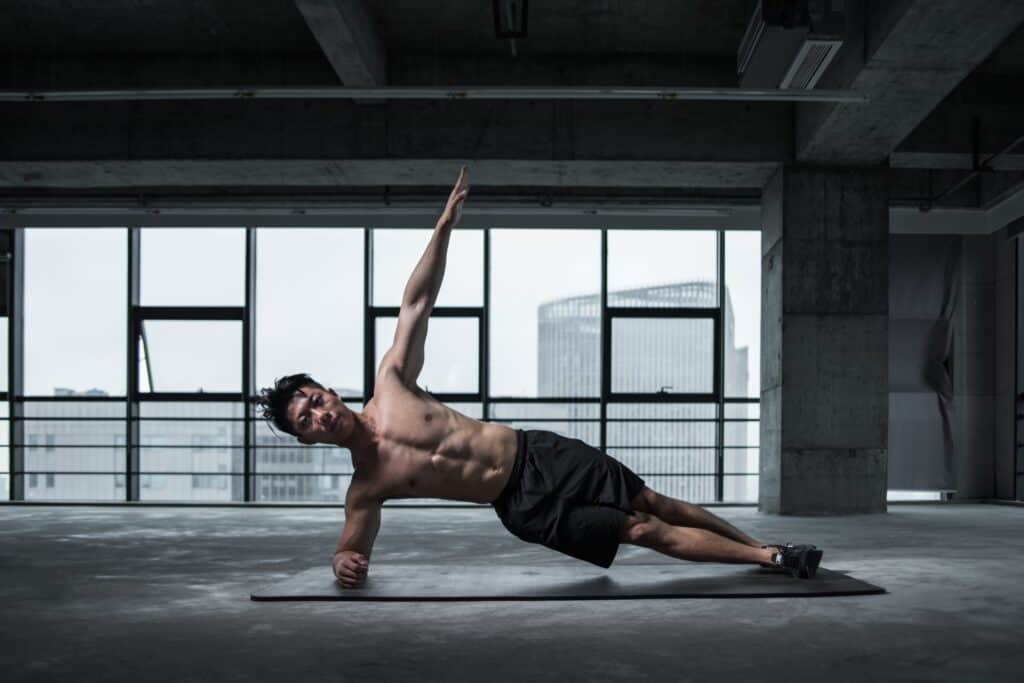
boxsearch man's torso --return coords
[353,370,518,505]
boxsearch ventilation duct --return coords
[737,0,845,90]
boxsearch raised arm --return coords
[379,165,470,386]
[332,488,382,588]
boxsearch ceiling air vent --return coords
[737,0,845,90]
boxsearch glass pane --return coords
[25,446,124,473]
[141,320,241,392]
[254,445,353,474]
[256,228,364,396]
[375,317,478,393]
[24,473,119,501]
[725,231,761,397]
[139,448,243,471]
[22,420,125,446]
[611,318,714,394]
[23,401,126,419]
[139,402,243,419]
[490,229,601,397]
[0,403,8,502]
[607,403,717,419]
[140,474,243,502]
[723,402,759,419]
[724,448,759,474]
[372,229,483,307]
[723,474,758,503]
[25,229,126,396]
[255,474,348,503]
[486,402,597,441]
[139,420,243,448]
[140,228,245,305]
[606,419,716,448]
[724,420,759,447]
[0,317,7,392]
[608,230,717,307]
[488,402,600,420]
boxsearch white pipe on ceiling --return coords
[0,86,867,103]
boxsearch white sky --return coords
[22,226,761,398]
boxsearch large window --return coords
[372,229,483,307]
[141,228,245,306]
[140,320,242,393]
[256,228,364,395]
[25,229,126,396]
[7,224,762,504]
[490,229,601,398]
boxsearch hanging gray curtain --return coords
[888,235,961,490]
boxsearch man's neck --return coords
[335,411,378,470]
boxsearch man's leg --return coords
[620,511,774,566]
[630,487,765,548]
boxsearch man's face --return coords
[285,385,352,445]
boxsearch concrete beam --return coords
[0,98,793,163]
[890,152,1024,172]
[796,1,1024,163]
[0,53,734,91]
[0,159,777,190]
[988,179,1024,232]
[293,0,386,86]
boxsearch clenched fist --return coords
[333,550,369,588]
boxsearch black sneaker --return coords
[770,543,823,579]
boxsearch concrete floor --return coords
[1,503,1021,682]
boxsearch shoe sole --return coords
[798,549,823,579]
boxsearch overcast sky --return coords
[22,225,761,399]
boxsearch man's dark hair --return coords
[257,373,325,437]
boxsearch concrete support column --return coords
[759,166,889,514]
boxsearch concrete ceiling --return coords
[1,0,1023,211]
[0,0,322,56]
[0,0,754,60]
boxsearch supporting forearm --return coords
[401,221,453,307]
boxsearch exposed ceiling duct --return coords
[737,0,845,90]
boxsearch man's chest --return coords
[370,382,451,445]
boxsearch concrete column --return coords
[992,230,1015,500]
[760,166,889,514]
[954,235,998,499]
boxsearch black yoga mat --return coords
[251,563,885,601]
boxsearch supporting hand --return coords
[438,164,470,229]
[333,550,369,588]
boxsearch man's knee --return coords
[620,511,663,544]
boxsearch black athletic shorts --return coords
[491,429,647,569]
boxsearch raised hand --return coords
[438,164,470,228]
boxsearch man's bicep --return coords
[380,300,429,383]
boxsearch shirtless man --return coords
[257,165,823,588]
